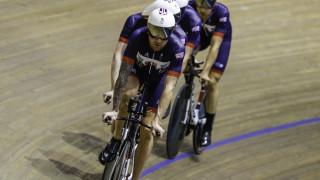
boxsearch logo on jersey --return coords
[219,17,227,22]
[136,52,170,73]
[192,25,200,32]
[214,62,224,68]
[181,38,186,45]
[175,52,184,59]
[164,0,173,3]
[203,24,216,33]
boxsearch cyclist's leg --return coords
[133,111,156,180]
[132,80,162,180]
[202,40,231,146]
[205,71,221,114]
[113,74,140,139]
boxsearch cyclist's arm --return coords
[155,75,178,121]
[181,45,193,73]
[111,41,127,90]
[112,60,133,111]
[202,35,223,75]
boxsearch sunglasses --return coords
[148,31,170,41]
[195,0,213,9]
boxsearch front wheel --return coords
[166,84,191,159]
[101,156,117,180]
[102,141,133,180]
[114,141,133,180]
[193,123,204,154]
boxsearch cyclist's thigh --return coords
[210,40,231,76]
[124,74,140,97]
[118,74,140,116]
[145,76,165,114]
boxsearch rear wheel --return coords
[166,84,191,159]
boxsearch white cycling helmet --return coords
[175,0,188,8]
[147,8,175,40]
[142,0,181,23]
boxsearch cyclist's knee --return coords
[140,113,155,141]
[123,89,136,100]
[207,72,221,92]
[206,78,218,92]
[139,126,153,144]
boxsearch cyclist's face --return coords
[196,6,212,21]
[148,32,169,51]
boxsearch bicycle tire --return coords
[193,91,206,154]
[101,141,132,180]
[166,84,190,159]
[193,123,204,154]
[101,157,117,180]
[114,141,132,180]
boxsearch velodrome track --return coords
[1,0,320,179]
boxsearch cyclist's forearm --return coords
[181,46,193,73]
[112,61,133,111]
[203,36,223,74]
[110,54,121,90]
[156,76,177,120]
[110,42,127,90]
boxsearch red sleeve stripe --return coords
[213,32,225,38]
[210,68,223,75]
[186,42,195,49]
[123,56,135,64]
[167,71,180,78]
[119,37,129,44]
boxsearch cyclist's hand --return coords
[103,90,114,104]
[102,110,118,125]
[199,72,211,86]
[151,120,165,139]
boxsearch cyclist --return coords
[189,0,232,147]
[176,0,202,73]
[103,0,185,106]
[100,8,185,180]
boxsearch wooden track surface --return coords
[1,0,319,179]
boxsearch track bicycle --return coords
[166,56,207,159]
[102,82,159,180]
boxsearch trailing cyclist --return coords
[189,0,232,147]
[100,8,185,180]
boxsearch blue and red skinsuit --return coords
[179,5,202,53]
[189,1,232,75]
[123,27,185,112]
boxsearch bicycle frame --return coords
[182,59,206,127]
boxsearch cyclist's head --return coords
[142,0,181,24]
[175,0,188,14]
[194,0,216,9]
[147,8,175,50]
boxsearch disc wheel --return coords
[166,84,191,159]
